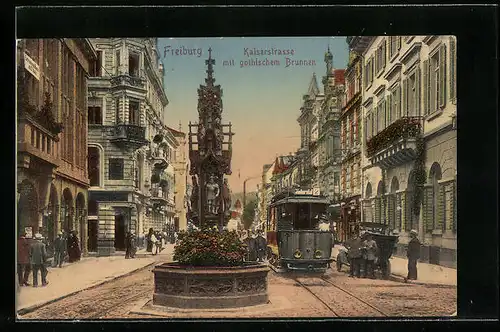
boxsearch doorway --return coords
[114,214,126,251]
[88,220,98,252]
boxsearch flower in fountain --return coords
[173,227,247,266]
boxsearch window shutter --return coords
[397,36,402,50]
[396,192,402,231]
[383,41,387,69]
[423,186,434,233]
[388,194,395,229]
[404,191,412,231]
[403,79,408,117]
[452,179,457,233]
[437,184,445,231]
[450,37,456,101]
[416,67,421,116]
[375,197,381,223]
[396,84,401,119]
[423,59,429,115]
[439,44,447,108]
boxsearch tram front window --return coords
[295,204,310,229]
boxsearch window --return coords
[376,99,386,133]
[91,50,102,77]
[355,110,361,145]
[115,51,121,75]
[364,57,374,89]
[129,52,140,77]
[129,100,140,125]
[404,71,420,117]
[115,99,121,124]
[88,147,100,186]
[88,106,102,124]
[425,45,447,115]
[388,84,401,124]
[375,40,387,74]
[389,36,401,59]
[449,37,457,102]
[109,158,124,180]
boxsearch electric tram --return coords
[266,192,334,273]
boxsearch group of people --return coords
[340,229,422,281]
[343,231,379,279]
[17,230,81,288]
[239,229,267,262]
[146,228,176,255]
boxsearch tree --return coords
[242,198,257,230]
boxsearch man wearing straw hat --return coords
[405,229,421,282]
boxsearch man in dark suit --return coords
[255,229,267,262]
[17,232,31,286]
[405,229,421,282]
[30,233,49,287]
[53,231,66,268]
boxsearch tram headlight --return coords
[293,249,302,259]
[314,249,323,259]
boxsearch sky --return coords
[157,37,349,193]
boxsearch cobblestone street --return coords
[19,259,456,319]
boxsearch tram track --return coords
[319,275,389,317]
[291,273,389,317]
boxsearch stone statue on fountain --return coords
[222,178,232,216]
[205,175,220,214]
[190,175,199,215]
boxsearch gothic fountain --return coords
[149,48,269,311]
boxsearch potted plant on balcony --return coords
[152,227,270,309]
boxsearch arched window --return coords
[365,182,372,198]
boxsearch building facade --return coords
[86,38,174,255]
[297,74,323,194]
[318,48,343,205]
[168,125,188,231]
[17,38,96,255]
[338,47,363,241]
[353,35,457,268]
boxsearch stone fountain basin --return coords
[153,262,270,309]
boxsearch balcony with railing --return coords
[366,116,423,169]
[110,124,148,149]
[110,74,146,91]
[17,114,61,169]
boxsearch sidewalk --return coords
[16,244,174,314]
[331,245,457,287]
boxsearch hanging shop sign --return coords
[24,52,40,80]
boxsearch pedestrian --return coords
[17,232,31,286]
[150,231,158,255]
[345,232,363,277]
[362,233,378,279]
[405,229,421,282]
[30,233,49,287]
[255,229,267,262]
[129,231,137,258]
[174,231,178,244]
[125,231,131,259]
[53,231,66,268]
[147,228,154,252]
[67,231,81,262]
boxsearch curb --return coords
[17,260,157,316]
[331,255,456,288]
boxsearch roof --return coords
[166,126,186,137]
[306,73,320,98]
[271,195,330,206]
